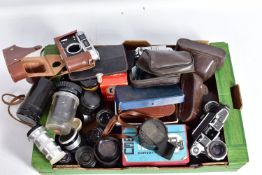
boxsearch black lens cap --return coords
[79,78,98,89]
[75,146,96,168]
[138,119,175,160]
[96,109,114,128]
[94,137,120,167]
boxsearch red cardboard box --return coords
[100,73,128,101]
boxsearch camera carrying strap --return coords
[102,105,176,138]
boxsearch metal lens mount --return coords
[66,43,82,55]
[206,140,227,161]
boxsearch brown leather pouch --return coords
[177,73,208,122]
[137,50,194,76]
[176,38,226,81]
[130,50,194,88]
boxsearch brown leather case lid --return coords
[3,45,42,65]
[176,38,226,81]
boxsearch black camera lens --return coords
[16,77,54,126]
[96,109,114,128]
[94,137,120,167]
[75,146,96,168]
[57,151,73,164]
[85,127,103,146]
[207,140,227,161]
[77,91,101,121]
[77,91,101,124]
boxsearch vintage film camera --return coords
[190,101,230,161]
[54,30,100,72]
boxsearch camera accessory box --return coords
[115,85,184,111]
[100,73,128,101]
[122,124,189,166]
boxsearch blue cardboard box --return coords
[122,124,189,166]
[115,85,184,111]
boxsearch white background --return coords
[0,0,261,174]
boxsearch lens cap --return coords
[79,78,98,89]
[207,140,227,161]
[75,146,96,168]
[94,137,120,167]
[138,119,175,160]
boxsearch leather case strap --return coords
[102,105,176,137]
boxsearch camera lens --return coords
[46,81,82,135]
[75,146,96,168]
[94,137,120,167]
[17,77,54,126]
[85,127,103,146]
[58,129,82,152]
[57,151,73,164]
[27,125,66,165]
[96,109,113,128]
[207,140,227,161]
[77,91,101,124]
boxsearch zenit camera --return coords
[190,101,229,161]
[54,30,100,72]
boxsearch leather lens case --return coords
[177,73,208,122]
[130,50,194,88]
[176,38,226,81]
[137,50,194,76]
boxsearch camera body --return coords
[190,101,229,161]
[54,30,100,72]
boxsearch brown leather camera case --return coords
[54,30,95,72]
[177,73,208,122]
[176,38,226,81]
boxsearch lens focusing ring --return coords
[206,140,227,161]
